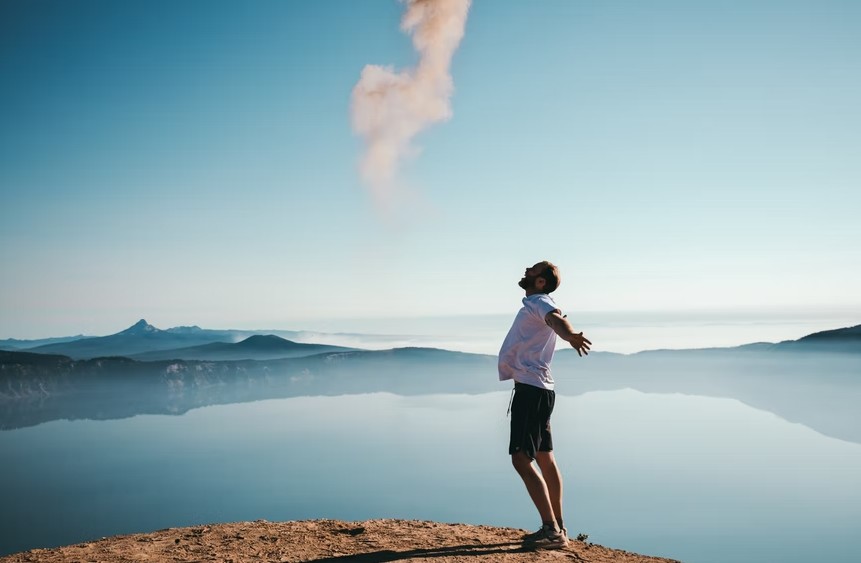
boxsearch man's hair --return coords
[537,261,561,293]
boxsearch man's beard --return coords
[518,276,536,290]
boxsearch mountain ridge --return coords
[4,320,859,359]
[129,334,355,361]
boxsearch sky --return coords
[1,0,860,339]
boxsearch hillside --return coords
[776,324,861,352]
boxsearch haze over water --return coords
[287,308,861,355]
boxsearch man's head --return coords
[518,261,561,294]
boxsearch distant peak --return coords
[166,325,203,334]
[119,319,160,335]
[237,334,298,348]
[244,334,288,343]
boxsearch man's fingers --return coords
[570,333,592,357]
[571,335,591,357]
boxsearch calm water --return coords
[1,390,859,562]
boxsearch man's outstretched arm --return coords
[545,311,592,356]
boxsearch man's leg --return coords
[535,451,563,529]
[511,451,556,523]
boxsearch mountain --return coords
[25,320,245,359]
[164,325,205,334]
[0,334,88,350]
[129,334,355,361]
[773,324,861,353]
[2,323,859,441]
[616,323,861,356]
[18,320,361,360]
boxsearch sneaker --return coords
[523,524,568,549]
[522,527,544,542]
[523,525,568,542]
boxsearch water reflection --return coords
[1,390,859,563]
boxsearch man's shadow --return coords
[309,540,585,562]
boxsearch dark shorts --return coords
[509,381,556,459]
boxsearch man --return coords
[498,261,591,549]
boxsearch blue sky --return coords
[1,0,859,338]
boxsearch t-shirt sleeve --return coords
[530,295,560,320]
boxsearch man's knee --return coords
[511,451,534,473]
[535,451,557,471]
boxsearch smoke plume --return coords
[351,0,471,214]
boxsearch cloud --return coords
[351,0,471,215]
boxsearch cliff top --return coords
[1,519,679,563]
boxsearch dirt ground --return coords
[1,519,681,563]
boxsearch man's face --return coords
[518,263,546,291]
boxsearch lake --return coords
[1,389,859,562]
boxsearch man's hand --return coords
[545,311,592,357]
[567,331,592,356]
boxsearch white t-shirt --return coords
[498,293,561,390]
